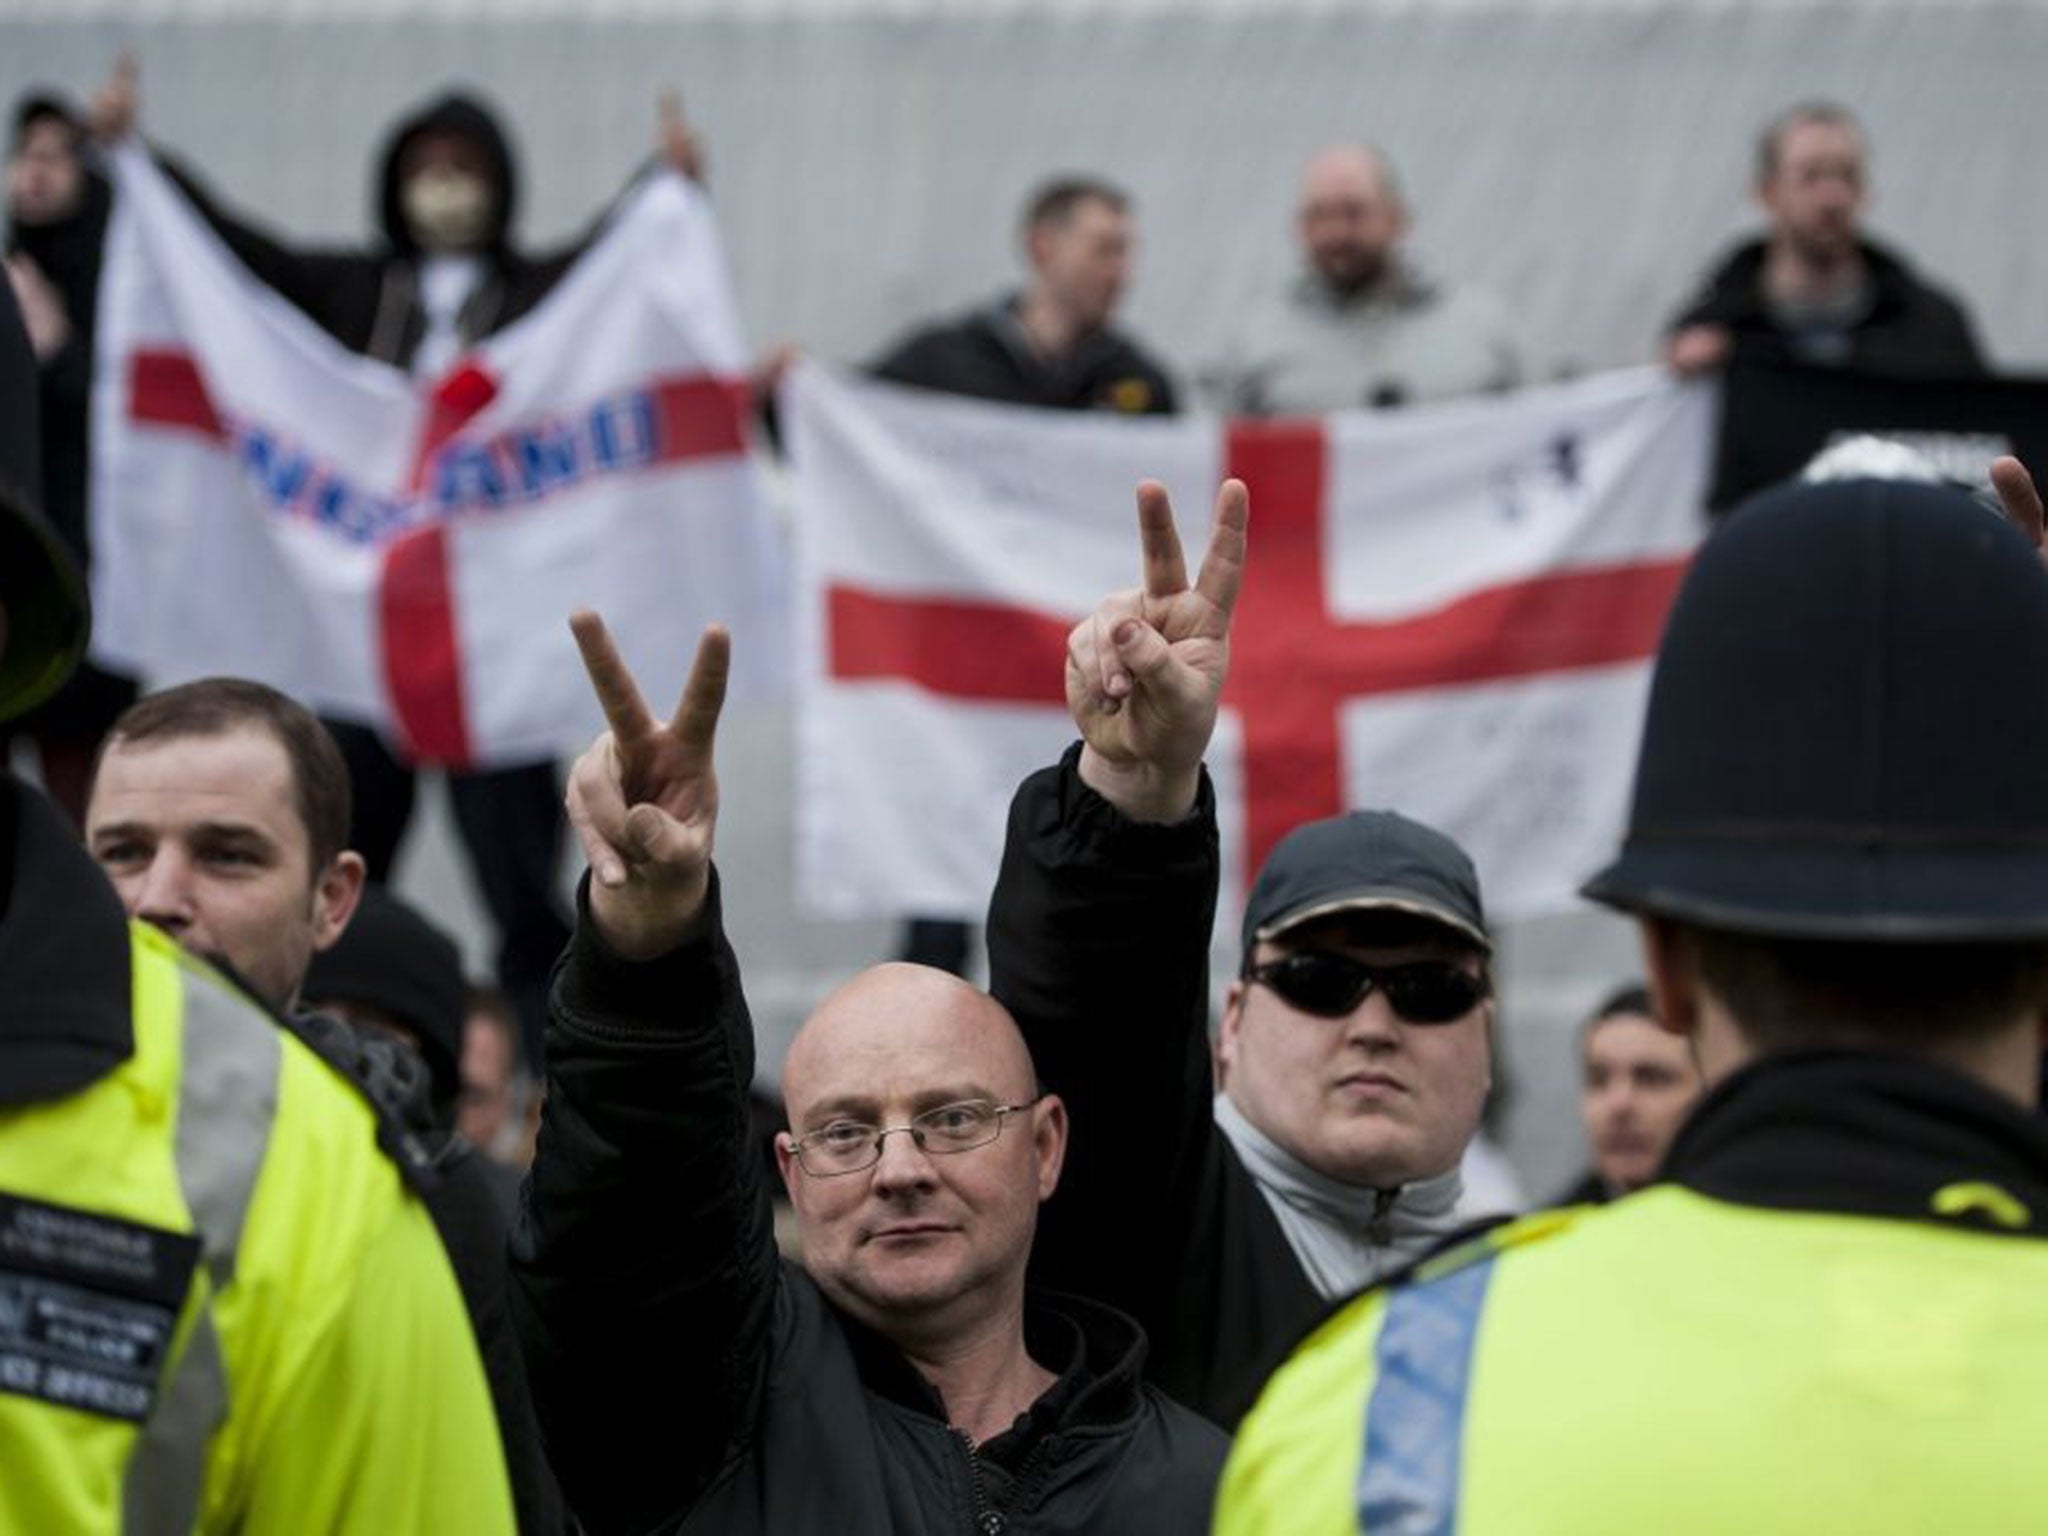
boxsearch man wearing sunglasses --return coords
[509,614,1226,1534]
[986,476,1498,1429]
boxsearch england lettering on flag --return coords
[790,364,1714,926]
[90,144,786,768]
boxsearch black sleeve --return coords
[1665,274,1731,336]
[154,151,375,337]
[868,328,946,390]
[39,330,92,416]
[508,871,778,1536]
[429,1154,568,1536]
[985,745,1223,1334]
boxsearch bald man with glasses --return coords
[509,526,1232,1533]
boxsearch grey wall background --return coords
[9,0,2040,1194]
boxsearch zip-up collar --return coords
[1693,237,1929,330]
[979,293,1128,383]
[1215,1091,1469,1298]
[838,1287,1151,1446]
[1663,1049,2048,1238]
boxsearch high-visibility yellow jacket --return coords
[0,921,516,1535]
[1217,1052,2048,1536]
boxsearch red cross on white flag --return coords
[790,364,1713,926]
[92,146,786,768]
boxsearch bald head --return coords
[775,963,1066,1351]
[1298,143,1409,296]
[784,963,1038,1124]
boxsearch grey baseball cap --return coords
[1241,809,1491,957]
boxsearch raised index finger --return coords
[1137,481,1190,600]
[667,624,732,766]
[1193,478,1249,618]
[570,609,657,746]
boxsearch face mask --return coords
[401,169,492,252]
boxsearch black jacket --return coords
[1667,237,1986,377]
[872,297,1178,415]
[163,95,593,370]
[5,170,108,566]
[508,874,1226,1535]
[4,172,134,737]
[284,1010,567,1536]
[985,750,1324,1430]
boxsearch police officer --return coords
[1217,469,2048,1533]
[0,282,514,1532]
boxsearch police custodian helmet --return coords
[1584,475,2048,941]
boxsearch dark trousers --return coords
[326,720,570,1073]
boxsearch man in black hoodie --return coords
[92,59,703,1069]
[1665,101,1985,377]
[2,93,134,823]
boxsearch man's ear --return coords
[773,1132,802,1199]
[1032,1093,1068,1201]
[310,850,367,953]
[1640,917,1701,1043]
[1216,981,1248,1087]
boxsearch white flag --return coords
[788,363,1713,925]
[91,144,785,767]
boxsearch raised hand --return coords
[89,53,139,144]
[657,90,706,184]
[565,612,729,960]
[1067,479,1248,822]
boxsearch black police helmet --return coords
[1583,476,2048,941]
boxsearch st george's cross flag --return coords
[788,363,1714,926]
[90,143,786,767]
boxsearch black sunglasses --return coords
[1244,952,1487,1024]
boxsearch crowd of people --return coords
[4,53,2044,1536]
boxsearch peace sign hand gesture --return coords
[1067,479,1249,823]
[565,612,730,960]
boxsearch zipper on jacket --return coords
[955,1428,1006,1535]
[1367,1186,1400,1248]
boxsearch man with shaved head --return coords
[1208,141,1523,414]
[509,581,1228,1532]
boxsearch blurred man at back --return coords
[1207,143,1522,414]
[1666,102,1984,376]
[871,174,1178,977]
[873,176,1177,417]
[1553,982,1701,1204]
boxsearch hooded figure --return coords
[144,88,659,1073]
[163,91,590,374]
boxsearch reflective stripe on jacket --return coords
[1218,1184,2048,1534]
[0,922,516,1534]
